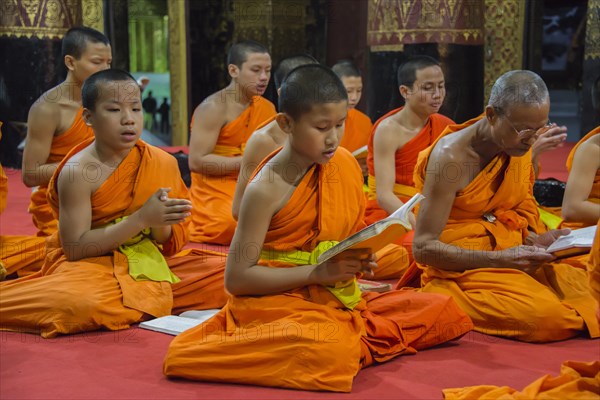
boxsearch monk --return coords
[232,53,319,220]
[232,56,408,280]
[0,70,227,338]
[163,65,472,392]
[188,40,276,244]
[331,60,372,178]
[364,56,453,273]
[411,70,599,342]
[561,126,600,228]
[22,26,112,238]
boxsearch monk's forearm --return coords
[22,162,59,187]
[150,226,172,244]
[414,240,504,272]
[562,201,600,225]
[189,154,242,176]
[225,264,316,296]
[378,192,404,215]
[62,216,146,261]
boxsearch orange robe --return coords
[412,116,600,342]
[561,127,600,229]
[0,128,46,278]
[339,108,372,153]
[28,107,94,236]
[443,361,600,400]
[0,139,226,338]
[189,96,276,244]
[163,147,473,392]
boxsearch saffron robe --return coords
[561,127,600,229]
[188,96,276,244]
[0,139,226,338]
[339,108,372,153]
[0,128,46,277]
[163,147,473,392]
[412,116,600,342]
[28,107,94,236]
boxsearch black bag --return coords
[533,178,566,207]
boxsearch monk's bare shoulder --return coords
[253,122,286,148]
[430,129,470,166]
[374,113,415,150]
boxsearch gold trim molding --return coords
[167,0,188,146]
[0,0,103,39]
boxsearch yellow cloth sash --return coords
[260,241,362,309]
[537,206,563,230]
[367,174,417,201]
[112,217,180,283]
[213,143,246,157]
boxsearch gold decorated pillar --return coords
[167,0,189,146]
[582,0,600,134]
[483,0,525,104]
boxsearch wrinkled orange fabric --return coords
[410,116,600,342]
[164,147,473,392]
[0,128,46,277]
[28,107,94,236]
[0,139,223,337]
[365,107,454,225]
[561,127,600,230]
[339,108,372,153]
[189,96,276,244]
[443,361,600,400]
[589,219,600,307]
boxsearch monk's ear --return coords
[485,105,498,125]
[228,64,239,79]
[399,85,409,100]
[64,55,76,72]
[275,113,293,134]
[82,108,93,126]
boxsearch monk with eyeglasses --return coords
[407,70,598,342]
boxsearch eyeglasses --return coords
[503,117,554,142]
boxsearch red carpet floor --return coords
[2,144,599,399]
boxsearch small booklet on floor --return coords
[316,193,424,264]
[352,145,368,159]
[139,309,220,336]
[357,279,392,293]
[546,225,597,259]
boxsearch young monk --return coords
[231,53,319,220]
[365,56,454,270]
[188,40,276,244]
[0,70,227,338]
[411,70,599,342]
[232,56,409,279]
[163,65,473,392]
[331,60,372,176]
[22,26,112,237]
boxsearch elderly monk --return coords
[411,70,599,343]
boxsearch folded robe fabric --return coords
[188,96,276,244]
[163,147,473,392]
[339,108,372,153]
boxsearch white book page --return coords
[546,225,597,253]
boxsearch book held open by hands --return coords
[352,145,368,159]
[545,225,597,259]
[316,193,425,264]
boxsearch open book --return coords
[357,279,392,293]
[352,145,368,159]
[316,193,425,264]
[139,309,220,336]
[546,225,597,259]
